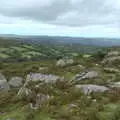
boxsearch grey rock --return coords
[26,73,60,84]
[82,71,98,79]
[56,59,66,67]
[0,73,10,91]
[102,51,120,64]
[107,51,120,57]
[0,80,10,91]
[66,59,74,65]
[102,56,120,64]
[9,77,23,88]
[92,99,97,102]
[73,71,98,83]
[56,59,74,67]
[75,84,109,94]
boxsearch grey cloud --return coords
[0,0,119,27]
[53,0,119,26]
[0,0,72,21]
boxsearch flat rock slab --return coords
[81,71,98,79]
[73,71,99,83]
[26,73,60,84]
[75,84,109,94]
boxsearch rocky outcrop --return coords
[102,56,120,64]
[56,59,74,67]
[66,59,74,65]
[9,77,23,88]
[17,77,50,110]
[102,51,120,64]
[72,70,98,84]
[81,71,98,79]
[17,72,62,109]
[26,73,60,84]
[56,59,66,67]
[75,84,109,94]
[18,72,61,99]
[106,51,120,57]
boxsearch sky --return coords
[0,0,120,37]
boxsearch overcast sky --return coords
[0,0,120,37]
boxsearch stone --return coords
[26,73,60,84]
[95,64,99,66]
[9,77,23,88]
[56,59,66,67]
[107,51,120,57]
[93,99,97,102]
[72,70,98,83]
[0,73,10,91]
[56,59,74,67]
[102,56,120,64]
[66,59,74,65]
[75,84,109,94]
[81,71,98,79]
[0,80,10,91]
[102,51,120,64]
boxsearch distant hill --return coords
[0,34,120,46]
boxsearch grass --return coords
[0,72,120,120]
[0,105,54,120]
[99,103,120,120]
[0,38,120,120]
